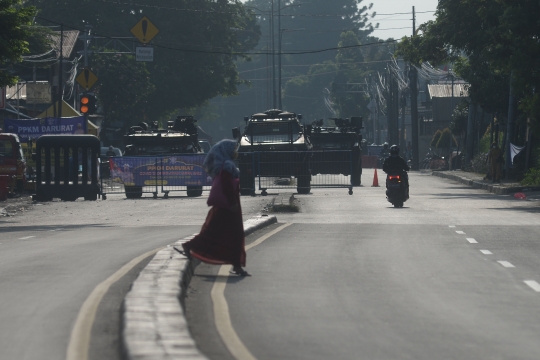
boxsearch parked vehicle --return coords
[232,109,312,195]
[100,146,123,178]
[0,133,27,193]
[306,117,363,186]
[122,116,203,198]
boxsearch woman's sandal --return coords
[230,267,251,276]
[173,243,192,259]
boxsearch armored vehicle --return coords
[122,116,203,198]
[232,109,312,195]
[307,117,363,186]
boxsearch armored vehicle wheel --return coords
[352,166,361,186]
[125,186,143,199]
[84,192,98,201]
[393,201,403,208]
[62,195,78,201]
[186,186,203,197]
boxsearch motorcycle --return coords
[386,172,409,208]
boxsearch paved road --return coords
[0,193,269,360]
[186,170,540,360]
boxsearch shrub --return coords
[521,167,540,186]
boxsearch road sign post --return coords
[130,16,159,45]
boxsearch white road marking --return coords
[497,261,515,268]
[212,223,293,360]
[449,225,456,228]
[524,280,540,292]
[456,231,465,235]
[66,246,164,360]
[480,250,493,255]
[19,236,35,240]
[466,238,478,244]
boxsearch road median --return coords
[122,214,277,360]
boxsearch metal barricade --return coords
[100,154,212,199]
[158,155,211,198]
[101,156,162,199]
[33,135,100,201]
[252,150,357,195]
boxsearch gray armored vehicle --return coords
[232,109,312,195]
[122,116,203,198]
[307,117,363,186]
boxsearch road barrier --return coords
[100,154,211,199]
[33,135,100,201]
[101,150,361,198]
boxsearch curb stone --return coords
[122,214,278,360]
[431,171,540,195]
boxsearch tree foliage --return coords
[33,0,261,123]
[396,0,540,136]
[0,0,37,87]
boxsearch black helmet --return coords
[390,145,400,156]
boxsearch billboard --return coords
[109,155,213,187]
[3,116,87,141]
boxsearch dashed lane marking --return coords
[497,261,515,268]
[524,281,540,292]
[456,231,465,235]
[449,225,456,228]
[212,223,293,360]
[466,238,478,244]
[480,250,493,255]
[19,236,35,240]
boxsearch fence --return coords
[100,154,211,199]
[101,150,360,198]
[240,150,358,195]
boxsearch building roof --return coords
[428,84,469,98]
[50,30,80,58]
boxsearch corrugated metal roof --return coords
[50,30,80,58]
[428,84,469,98]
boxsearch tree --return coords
[0,0,37,87]
[34,0,261,122]
[92,53,155,130]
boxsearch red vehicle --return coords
[0,133,27,192]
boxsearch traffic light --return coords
[79,93,96,115]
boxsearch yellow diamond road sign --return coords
[76,67,98,91]
[131,16,159,45]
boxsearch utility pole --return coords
[271,0,276,109]
[505,71,516,179]
[58,23,64,119]
[278,0,282,109]
[410,6,419,170]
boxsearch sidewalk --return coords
[431,170,540,195]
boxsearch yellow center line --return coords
[211,222,293,360]
[66,247,164,360]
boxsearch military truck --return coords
[232,109,312,195]
[306,117,363,186]
[122,116,203,198]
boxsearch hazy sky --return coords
[369,0,439,40]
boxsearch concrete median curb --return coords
[431,171,540,195]
[122,214,278,360]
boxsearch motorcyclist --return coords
[383,145,410,196]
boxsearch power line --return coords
[35,15,399,56]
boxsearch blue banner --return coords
[3,116,87,141]
[109,155,212,187]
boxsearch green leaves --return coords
[0,0,37,87]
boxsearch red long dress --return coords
[186,170,246,267]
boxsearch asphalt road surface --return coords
[186,170,540,360]
[0,192,269,360]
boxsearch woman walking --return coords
[180,139,250,276]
